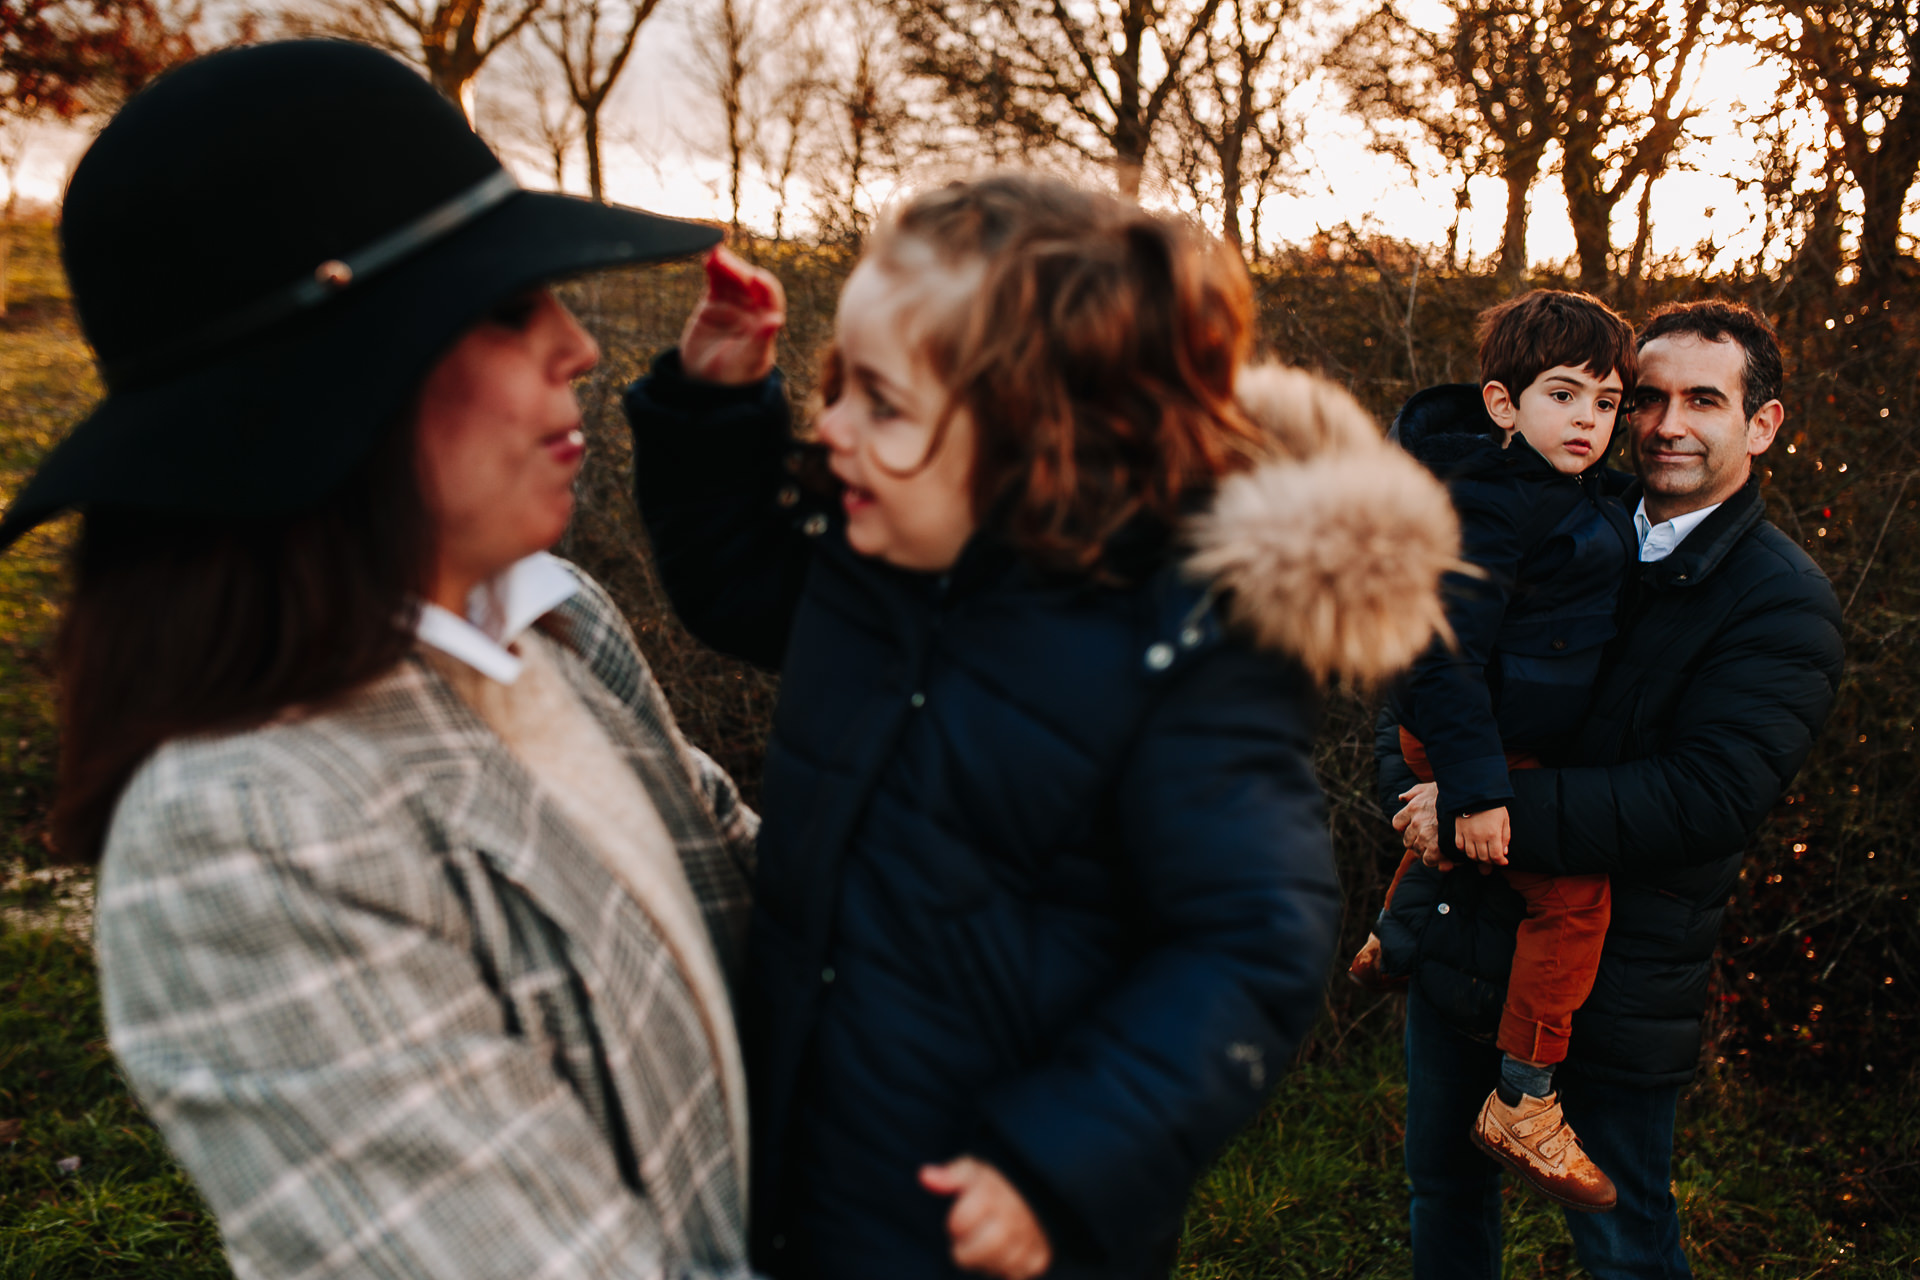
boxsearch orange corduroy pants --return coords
[1389,728,1611,1065]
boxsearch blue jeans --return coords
[1404,987,1692,1280]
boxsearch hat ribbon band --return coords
[101,168,523,392]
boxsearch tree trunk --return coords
[425,53,484,123]
[584,109,604,202]
[1854,158,1920,297]
[1624,171,1656,301]
[1218,131,1243,250]
[1562,143,1617,293]
[1498,164,1534,283]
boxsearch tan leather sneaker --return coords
[1471,1088,1618,1213]
[1345,933,1409,992]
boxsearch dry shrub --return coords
[557,237,1917,1109]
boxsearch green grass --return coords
[0,931,224,1279]
[0,217,85,874]
[1,219,1916,1276]
[1177,1026,1920,1278]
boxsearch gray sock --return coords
[1497,1054,1555,1105]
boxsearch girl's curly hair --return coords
[821,173,1271,577]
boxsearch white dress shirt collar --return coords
[414,552,579,684]
[1633,499,1722,564]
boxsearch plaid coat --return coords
[95,569,758,1280]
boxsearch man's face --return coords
[1629,333,1783,521]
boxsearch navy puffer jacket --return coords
[627,356,1457,1278]
[1379,477,1843,1085]
[1386,383,1635,816]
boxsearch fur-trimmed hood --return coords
[1186,363,1460,686]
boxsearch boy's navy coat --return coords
[1380,476,1844,1085]
[627,357,1458,1278]
[1386,383,1635,816]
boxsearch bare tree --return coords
[752,4,825,240]
[1168,0,1299,253]
[1333,1,1562,282]
[1557,0,1711,292]
[689,0,763,230]
[1751,1,1920,298]
[806,0,908,242]
[892,0,1226,197]
[478,39,582,190]
[537,0,664,202]
[293,0,545,119]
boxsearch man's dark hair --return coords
[1476,289,1636,398]
[1637,300,1783,420]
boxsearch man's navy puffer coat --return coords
[626,355,1457,1278]
[1386,383,1635,817]
[1378,477,1843,1085]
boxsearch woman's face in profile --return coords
[414,289,599,607]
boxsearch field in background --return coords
[1,219,1915,1276]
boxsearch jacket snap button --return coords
[776,484,800,508]
[910,691,926,708]
[1551,638,1567,651]
[800,513,828,537]
[1145,642,1175,671]
[1180,625,1203,648]
[1675,573,1689,582]
[821,967,836,984]
[1437,902,1451,915]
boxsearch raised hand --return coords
[919,1156,1053,1280]
[679,247,786,386]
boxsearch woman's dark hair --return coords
[819,173,1269,577]
[52,412,432,863]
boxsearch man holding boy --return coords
[1385,300,1844,1279]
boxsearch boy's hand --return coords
[1454,807,1510,866]
[919,1157,1053,1280]
[679,247,786,386]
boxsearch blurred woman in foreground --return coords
[2,40,758,1279]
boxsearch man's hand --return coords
[679,247,786,386]
[1454,806,1510,866]
[919,1157,1053,1280]
[1393,783,1449,870]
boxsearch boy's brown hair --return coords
[1476,289,1636,397]
[823,172,1270,578]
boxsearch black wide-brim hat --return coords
[0,39,722,549]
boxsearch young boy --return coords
[1350,289,1637,1212]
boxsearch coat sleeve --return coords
[1375,701,1420,814]
[1504,568,1844,876]
[95,758,754,1280]
[1397,475,1528,816]
[624,350,819,670]
[970,646,1342,1262]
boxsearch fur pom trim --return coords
[1233,362,1385,461]
[1185,365,1460,686]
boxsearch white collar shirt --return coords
[413,552,579,684]
[1633,499,1722,564]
